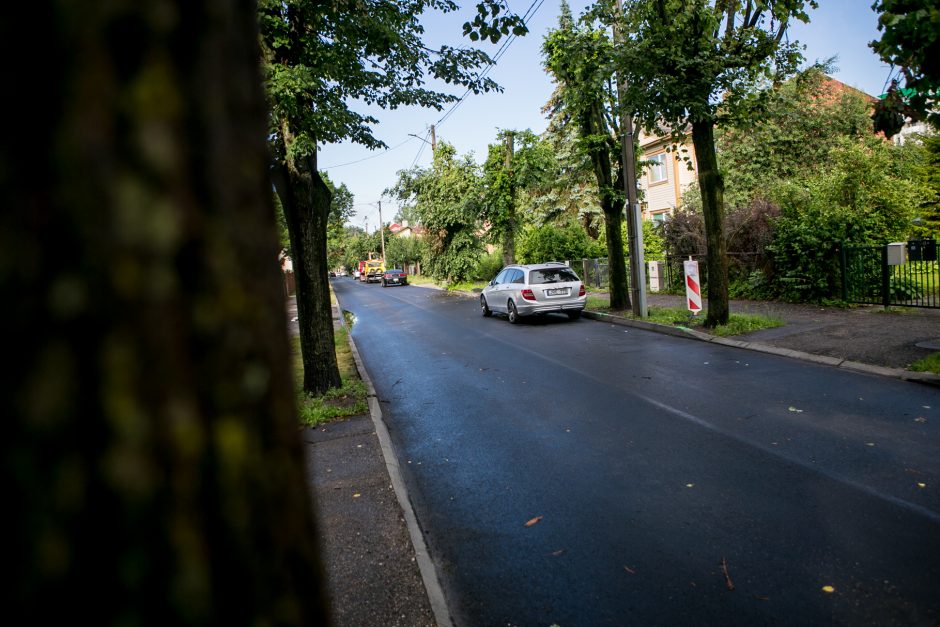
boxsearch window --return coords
[652,211,670,225]
[648,153,668,184]
[529,268,580,284]
[510,269,525,284]
[493,269,510,285]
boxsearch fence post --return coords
[881,245,890,309]
[839,243,848,302]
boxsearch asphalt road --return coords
[332,278,940,627]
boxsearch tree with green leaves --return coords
[6,2,327,623]
[608,0,815,326]
[543,1,632,310]
[536,87,604,238]
[388,143,485,282]
[481,129,554,264]
[870,0,940,137]
[258,0,525,394]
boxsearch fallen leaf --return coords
[754,595,770,601]
[551,549,565,557]
[686,483,695,488]
[624,566,636,574]
[915,417,927,423]
[353,493,361,498]
[524,516,543,527]
[917,482,926,488]
[865,442,876,447]
[788,406,803,413]
[923,406,931,409]
[720,557,735,591]
[822,585,835,593]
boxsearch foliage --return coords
[909,352,940,374]
[387,143,484,283]
[914,133,940,237]
[385,234,427,271]
[767,136,924,300]
[869,0,940,136]
[582,300,783,335]
[718,68,874,209]
[518,219,606,263]
[533,86,604,237]
[259,0,521,157]
[642,219,665,261]
[480,129,555,262]
[473,251,506,281]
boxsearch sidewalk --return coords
[298,288,940,626]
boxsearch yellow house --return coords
[638,129,697,225]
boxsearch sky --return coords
[319,0,894,233]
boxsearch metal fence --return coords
[841,240,939,308]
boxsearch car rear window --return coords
[529,268,579,284]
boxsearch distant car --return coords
[328,271,336,277]
[480,262,586,323]
[381,269,408,287]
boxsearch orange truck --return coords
[363,258,386,283]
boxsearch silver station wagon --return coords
[480,262,586,324]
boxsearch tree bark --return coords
[3,2,329,624]
[691,119,730,326]
[584,105,630,310]
[273,149,342,395]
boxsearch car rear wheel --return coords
[481,296,492,317]
[507,300,519,324]
[567,310,581,320]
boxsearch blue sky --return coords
[320,0,893,232]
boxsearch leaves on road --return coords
[915,417,927,423]
[624,566,636,574]
[551,549,565,557]
[788,406,803,413]
[720,557,735,591]
[822,585,835,593]
[524,515,543,527]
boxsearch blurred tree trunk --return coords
[2,1,329,624]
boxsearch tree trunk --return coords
[3,2,329,624]
[273,153,342,395]
[691,119,730,327]
[584,105,630,311]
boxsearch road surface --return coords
[332,278,940,626]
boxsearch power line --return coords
[435,0,547,128]
[320,136,416,169]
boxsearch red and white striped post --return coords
[684,259,702,314]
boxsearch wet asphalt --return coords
[332,278,940,627]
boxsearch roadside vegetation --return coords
[292,319,367,427]
[910,352,940,374]
[585,296,783,337]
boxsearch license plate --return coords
[546,288,567,296]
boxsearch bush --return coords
[517,220,605,263]
[473,251,504,281]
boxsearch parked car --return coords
[381,269,408,287]
[480,262,586,323]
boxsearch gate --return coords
[841,240,939,308]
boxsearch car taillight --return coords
[521,289,536,301]
[579,284,585,296]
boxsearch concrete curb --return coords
[583,310,940,387]
[338,306,454,627]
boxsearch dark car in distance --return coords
[382,269,408,287]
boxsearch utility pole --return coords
[377,200,386,262]
[430,124,436,154]
[614,0,647,318]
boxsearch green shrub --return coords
[517,220,605,263]
[473,250,505,281]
